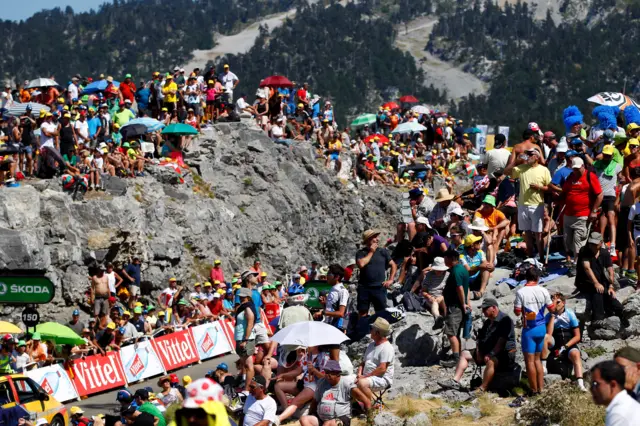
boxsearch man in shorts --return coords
[439,297,516,392]
[505,147,551,260]
[356,318,394,403]
[240,270,270,349]
[91,266,111,318]
[440,249,470,368]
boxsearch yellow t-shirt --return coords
[328,140,342,151]
[162,81,178,103]
[511,164,551,206]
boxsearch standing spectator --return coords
[68,309,84,336]
[120,257,141,308]
[575,232,624,326]
[235,288,256,391]
[161,74,178,113]
[157,278,180,311]
[356,230,397,317]
[594,145,623,257]
[460,234,493,300]
[560,157,603,274]
[219,64,239,103]
[91,266,110,319]
[590,360,640,425]
[120,74,137,104]
[440,249,470,368]
[505,148,551,261]
[313,264,349,330]
[105,263,123,298]
[29,333,47,366]
[13,340,31,373]
[67,77,80,104]
[485,134,510,177]
[210,259,225,283]
[242,376,277,426]
[356,318,395,406]
[514,268,554,395]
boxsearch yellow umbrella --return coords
[0,321,22,334]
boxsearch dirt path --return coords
[394,16,488,101]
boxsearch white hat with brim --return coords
[431,257,449,271]
[434,188,455,202]
[469,217,490,231]
[416,217,431,228]
[450,207,466,217]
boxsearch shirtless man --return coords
[91,267,111,320]
[623,139,640,183]
[619,169,640,282]
[507,129,546,169]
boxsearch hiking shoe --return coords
[508,396,527,408]
[625,270,638,280]
[592,319,608,328]
[440,358,459,368]
[438,378,462,390]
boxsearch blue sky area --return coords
[6,0,110,21]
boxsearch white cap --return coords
[416,217,432,228]
[36,420,49,426]
[571,157,584,169]
[450,206,466,217]
[213,292,221,299]
[556,141,568,153]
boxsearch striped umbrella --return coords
[6,102,50,116]
[123,117,165,132]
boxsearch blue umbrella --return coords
[82,79,120,94]
[391,121,427,135]
[465,127,482,134]
[123,117,165,132]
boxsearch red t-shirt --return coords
[297,89,307,102]
[120,82,136,102]
[209,298,223,315]
[562,170,602,217]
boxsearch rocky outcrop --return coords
[0,121,401,325]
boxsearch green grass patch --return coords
[584,346,607,358]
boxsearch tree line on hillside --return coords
[0,0,299,83]
[428,0,640,137]
[225,1,447,126]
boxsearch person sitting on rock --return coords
[355,318,395,409]
[439,297,516,393]
[460,234,493,300]
[474,194,510,263]
[411,257,448,327]
[614,347,640,402]
[575,232,625,327]
[541,292,587,391]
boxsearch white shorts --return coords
[518,204,544,233]
[364,376,391,392]
[129,285,141,297]
[254,322,270,345]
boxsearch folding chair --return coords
[371,383,391,412]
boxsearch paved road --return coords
[64,352,239,418]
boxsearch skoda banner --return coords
[120,340,166,384]
[0,276,55,304]
[191,322,233,361]
[27,364,79,403]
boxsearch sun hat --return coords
[416,216,431,227]
[371,317,391,336]
[482,194,497,207]
[431,257,449,271]
[32,332,41,340]
[469,217,490,231]
[362,229,381,243]
[450,206,466,217]
[464,234,483,246]
[434,188,454,202]
[238,288,252,298]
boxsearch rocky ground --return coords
[0,121,400,325]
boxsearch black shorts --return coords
[499,205,517,221]
[444,305,463,337]
[206,100,216,106]
[618,206,631,251]
[470,349,515,372]
[357,287,387,314]
[601,196,616,213]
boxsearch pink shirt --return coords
[210,267,225,283]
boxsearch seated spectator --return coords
[69,407,90,426]
[460,235,493,300]
[542,292,587,391]
[439,297,516,393]
[157,376,183,407]
[575,232,624,326]
[133,389,166,426]
[300,360,371,426]
[412,257,448,326]
[614,347,640,402]
[242,376,277,426]
[356,318,394,407]
[93,322,119,354]
[474,194,509,263]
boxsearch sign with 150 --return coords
[0,276,55,304]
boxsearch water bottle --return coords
[463,307,473,339]
[40,370,62,395]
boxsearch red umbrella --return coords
[399,95,419,104]
[259,75,294,88]
[364,134,389,145]
[382,101,400,110]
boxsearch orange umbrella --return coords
[382,101,399,110]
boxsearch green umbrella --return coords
[350,113,377,127]
[34,322,85,346]
[161,123,198,135]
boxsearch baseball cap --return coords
[169,373,179,383]
[565,149,578,157]
[117,389,134,403]
[571,157,584,169]
[214,259,221,264]
[73,309,80,316]
[556,141,568,153]
[630,138,640,147]
[133,307,142,314]
[481,297,499,309]
[464,234,483,246]
[602,145,615,155]
[528,122,543,135]
[251,376,267,388]
[323,360,342,373]
[125,73,132,78]
[70,407,85,415]
[587,232,603,245]
[107,322,116,330]
[216,362,229,372]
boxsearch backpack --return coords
[512,259,545,280]
[402,292,425,312]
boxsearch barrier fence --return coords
[26,319,239,403]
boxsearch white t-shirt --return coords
[106,271,116,294]
[271,124,283,139]
[68,83,79,101]
[220,71,239,92]
[362,340,395,385]
[242,394,277,426]
[39,122,57,148]
[186,84,200,104]
[75,120,89,142]
[1,90,13,109]
[235,97,249,115]
[93,157,104,170]
[486,148,511,176]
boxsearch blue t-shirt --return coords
[124,263,141,286]
[223,299,234,311]
[88,117,101,138]
[551,166,573,187]
[277,88,290,97]
[136,88,151,110]
[545,308,579,329]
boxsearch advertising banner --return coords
[221,319,236,349]
[190,322,234,361]
[27,364,79,403]
[151,329,199,371]
[120,340,166,384]
[476,125,488,153]
[263,303,281,334]
[498,126,510,143]
[71,351,126,397]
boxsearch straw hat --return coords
[362,229,381,243]
[434,188,454,202]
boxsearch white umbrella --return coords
[391,121,427,135]
[411,105,431,115]
[587,92,640,110]
[271,321,350,347]
[25,78,59,89]
[6,102,50,117]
